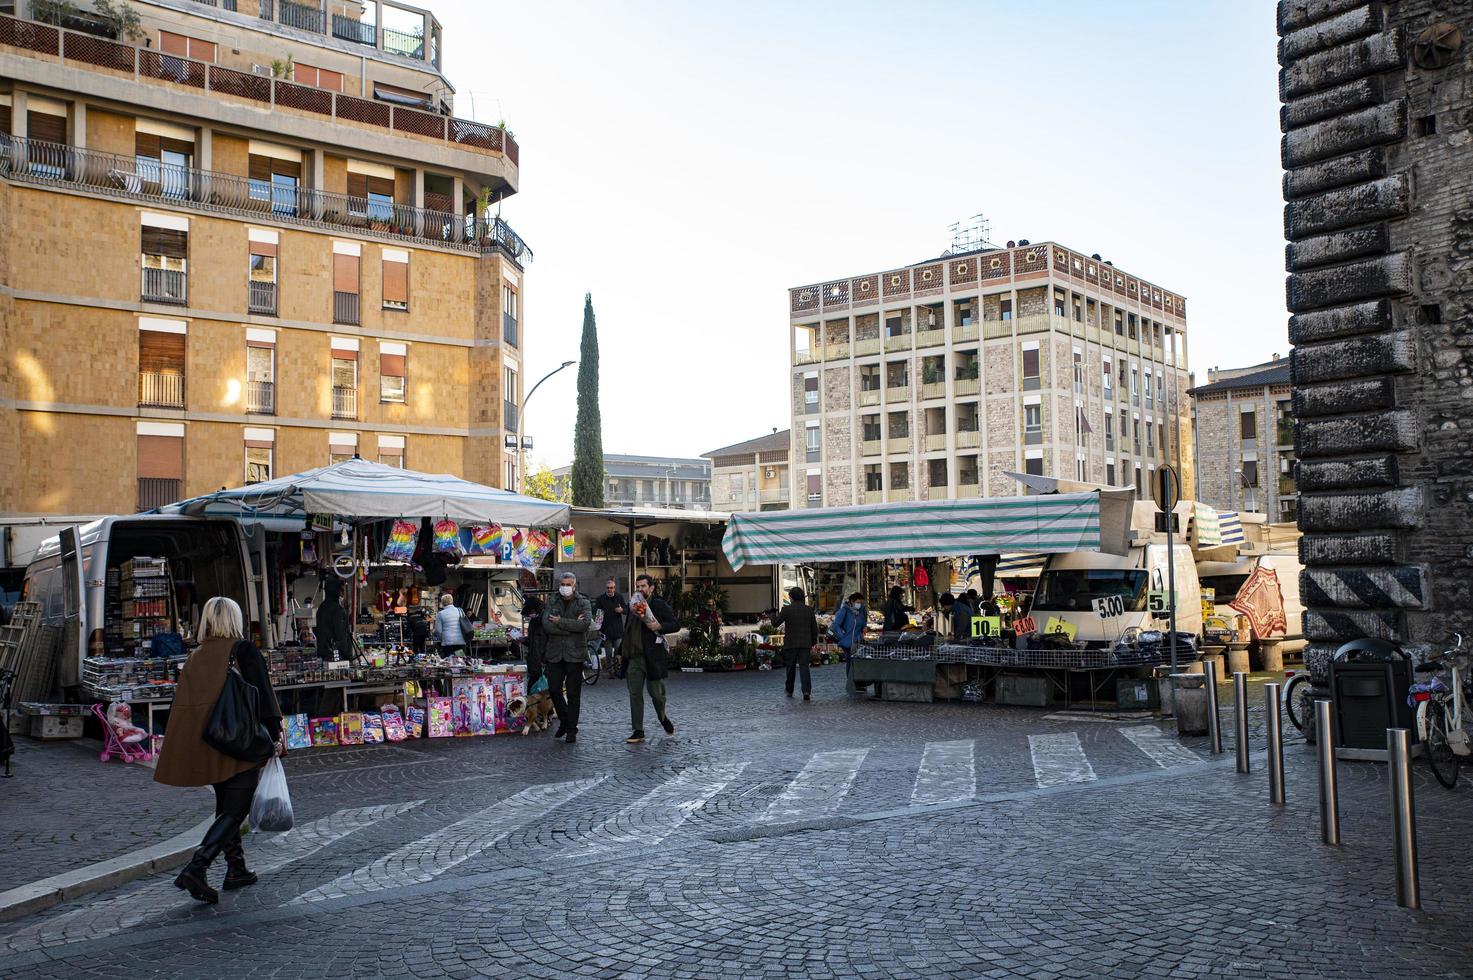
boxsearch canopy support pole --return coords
[627,519,636,593]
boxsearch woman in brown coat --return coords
[155,596,284,904]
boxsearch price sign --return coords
[1014,616,1038,636]
[1043,616,1078,641]
[1147,590,1176,618]
[1092,595,1126,619]
[971,616,1002,638]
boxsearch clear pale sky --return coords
[432,0,1287,471]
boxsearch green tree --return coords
[523,462,569,503]
[571,294,605,507]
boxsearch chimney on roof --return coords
[1272,352,1280,361]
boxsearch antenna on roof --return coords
[944,213,995,255]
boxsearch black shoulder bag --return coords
[203,641,275,763]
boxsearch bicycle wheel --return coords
[1425,700,1460,789]
[1284,675,1315,736]
[583,653,601,686]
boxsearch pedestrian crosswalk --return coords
[762,748,869,823]
[1028,732,1097,788]
[912,739,976,805]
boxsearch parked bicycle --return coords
[1283,667,1318,743]
[1410,633,1471,789]
[583,635,621,685]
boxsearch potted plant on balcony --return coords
[922,364,939,386]
[956,363,979,382]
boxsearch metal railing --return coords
[249,280,277,315]
[382,26,424,59]
[333,290,360,325]
[142,267,187,305]
[331,386,357,420]
[137,477,181,511]
[246,379,275,414]
[0,15,517,166]
[139,371,185,408]
[331,13,376,46]
[0,137,532,265]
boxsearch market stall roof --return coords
[722,490,1130,571]
[156,459,571,527]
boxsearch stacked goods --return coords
[119,558,171,657]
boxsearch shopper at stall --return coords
[770,586,819,701]
[433,593,473,656]
[407,607,431,655]
[830,592,866,659]
[622,573,679,742]
[520,595,547,688]
[155,597,284,905]
[315,578,354,661]
[944,591,974,641]
[882,586,914,632]
[594,578,627,667]
[543,572,592,743]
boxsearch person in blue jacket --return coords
[830,592,867,658]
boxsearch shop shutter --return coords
[138,330,186,372]
[27,111,66,145]
[333,252,359,293]
[137,435,183,479]
[141,226,188,258]
[382,255,408,307]
[346,172,368,200]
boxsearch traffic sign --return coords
[1153,464,1181,513]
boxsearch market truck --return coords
[1195,515,1305,658]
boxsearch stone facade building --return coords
[704,429,790,511]
[1190,358,1297,521]
[788,242,1195,507]
[0,0,530,516]
[1278,1,1473,675]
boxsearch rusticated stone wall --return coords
[1278,0,1473,680]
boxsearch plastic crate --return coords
[995,674,1052,707]
[1116,677,1160,710]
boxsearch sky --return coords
[430,0,1288,471]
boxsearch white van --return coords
[1196,553,1306,655]
[24,516,259,689]
[1030,540,1203,647]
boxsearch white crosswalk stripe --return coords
[1028,732,1096,788]
[1118,725,1204,768]
[295,778,604,903]
[8,801,424,952]
[562,764,748,857]
[762,749,869,823]
[911,739,976,805]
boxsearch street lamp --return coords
[1234,468,1258,514]
[516,359,575,493]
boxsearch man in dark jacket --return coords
[315,578,354,662]
[771,587,819,701]
[882,585,914,633]
[542,572,592,743]
[942,591,974,641]
[593,578,627,665]
[622,574,679,743]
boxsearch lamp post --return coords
[516,359,575,493]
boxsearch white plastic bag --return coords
[248,757,295,832]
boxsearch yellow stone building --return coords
[0,0,529,516]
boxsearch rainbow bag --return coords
[433,518,464,557]
[381,519,418,564]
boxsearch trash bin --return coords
[1329,638,1416,752]
[1171,673,1209,736]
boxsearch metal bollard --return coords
[1204,659,1223,754]
[1387,728,1420,909]
[1233,671,1251,773]
[1265,682,1285,805]
[1316,699,1340,845]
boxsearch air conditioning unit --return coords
[764,468,776,480]
[251,64,273,76]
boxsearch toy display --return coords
[340,712,365,745]
[381,705,408,742]
[310,716,339,746]
[284,714,312,750]
[362,712,385,744]
[404,704,426,739]
[427,696,452,738]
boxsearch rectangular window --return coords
[293,63,345,92]
[1114,311,1124,335]
[1023,403,1042,434]
[1054,289,1066,317]
[1145,421,1154,454]
[1000,299,1012,321]
[502,282,519,347]
[137,421,184,509]
[378,435,405,468]
[159,30,217,61]
[807,471,821,501]
[1242,460,1259,486]
[248,230,277,314]
[348,170,396,222]
[331,338,358,421]
[1240,409,1257,440]
[1021,344,1040,391]
[1103,357,1113,394]
[380,341,407,403]
[1024,454,1044,477]
[803,372,819,412]
[248,151,301,217]
[1133,416,1141,446]
[138,321,186,408]
[1072,349,1083,393]
[503,365,519,432]
[246,329,275,413]
[134,128,194,199]
[805,424,820,454]
[382,249,410,311]
[1106,461,1117,485]
[1144,369,1154,407]
[329,432,357,465]
[244,429,274,485]
[333,242,360,325]
[141,215,188,305]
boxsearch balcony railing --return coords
[246,379,275,414]
[332,385,357,420]
[138,477,181,511]
[954,377,980,396]
[141,267,187,305]
[925,434,947,451]
[382,27,424,60]
[861,439,881,456]
[858,388,881,407]
[759,488,788,504]
[138,371,185,408]
[956,430,980,449]
[249,280,277,315]
[915,328,945,349]
[0,137,532,265]
[1278,474,1297,497]
[331,13,377,46]
[503,313,518,347]
[0,15,517,167]
[333,290,360,325]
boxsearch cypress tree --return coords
[571,293,605,508]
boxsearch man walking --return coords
[542,572,592,743]
[622,574,678,744]
[770,587,819,701]
[593,578,627,671]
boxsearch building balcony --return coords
[759,488,788,504]
[860,439,882,456]
[246,379,275,414]
[137,477,181,511]
[954,376,980,396]
[853,338,881,357]
[503,313,518,347]
[915,328,945,349]
[1278,475,1297,497]
[924,433,947,452]
[921,381,947,400]
[333,290,360,325]
[858,388,881,407]
[0,137,533,265]
[824,343,849,361]
[141,267,187,305]
[1013,313,1052,336]
[248,280,277,315]
[957,481,979,497]
[887,436,910,453]
[953,323,979,342]
[1277,419,1294,448]
[888,485,912,500]
[956,429,980,449]
[794,348,820,365]
[883,332,913,352]
[863,490,885,505]
[331,385,357,420]
[926,485,949,500]
[884,385,910,403]
[138,371,185,408]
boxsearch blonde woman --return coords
[155,597,283,904]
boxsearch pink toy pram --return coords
[93,702,153,764]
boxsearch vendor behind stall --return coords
[315,578,353,661]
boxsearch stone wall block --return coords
[1283,147,1387,199]
[1285,223,1389,270]
[1300,530,1400,565]
[1294,454,1398,491]
[1279,29,1404,100]
[1279,3,1381,63]
[1289,329,1414,383]
[1301,564,1428,609]
[1278,0,1375,35]
[1296,410,1417,456]
[1286,251,1411,312]
[1298,485,1423,531]
[1281,76,1383,131]
[1284,174,1407,238]
[1304,607,1401,640]
[1287,298,1391,343]
[1281,101,1406,169]
[1293,376,1395,418]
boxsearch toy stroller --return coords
[93,701,153,764]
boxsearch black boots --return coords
[222,837,258,891]
[173,856,218,905]
[175,811,257,903]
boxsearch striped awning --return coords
[1218,511,1245,546]
[722,492,1109,571]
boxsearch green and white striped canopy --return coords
[722,492,1111,570]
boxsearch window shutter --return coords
[382,255,408,307]
[141,227,188,258]
[159,30,189,55]
[346,172,368,199]
[137,435,183,479]
[380,352,406,377]
[135,132,162,159]
[271,158,301,179]
[248,239,277,259]
[366,175,395,199]
[248,154,272,182]
[188,37,217,62]
[0,105,11,136]
[333,252,359,293]
[27,111,65,145]
[138,330,186,372]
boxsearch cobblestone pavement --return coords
[2,665,1469,978]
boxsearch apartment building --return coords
[0,0,531,516]
[704,429,789,512]
[1190,357,1295,521]
[552,455,712,511]
[788,241,1194,507]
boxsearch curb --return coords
[0,817,213,923]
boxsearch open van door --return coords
[58,526,87,691]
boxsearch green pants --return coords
[625,655,667,733]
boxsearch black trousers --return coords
[543,660,582,734]
[195,766,261,867]
[784,648,812,696]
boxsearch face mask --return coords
[851,603,863,611]
[559,585,574,597]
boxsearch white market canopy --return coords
[722,490,1132,571]
[157,459,571,527]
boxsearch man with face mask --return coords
[622,574,679,744]
[541,571,592,743]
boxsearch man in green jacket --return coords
[542,571,592,743]
[622,574,680,744]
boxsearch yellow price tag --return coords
[1043,616,1077,641]
[971,616,1002,638]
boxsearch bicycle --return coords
[1283,668,1318,743]
[583,635,622,685]
[1410,633,1471,789]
